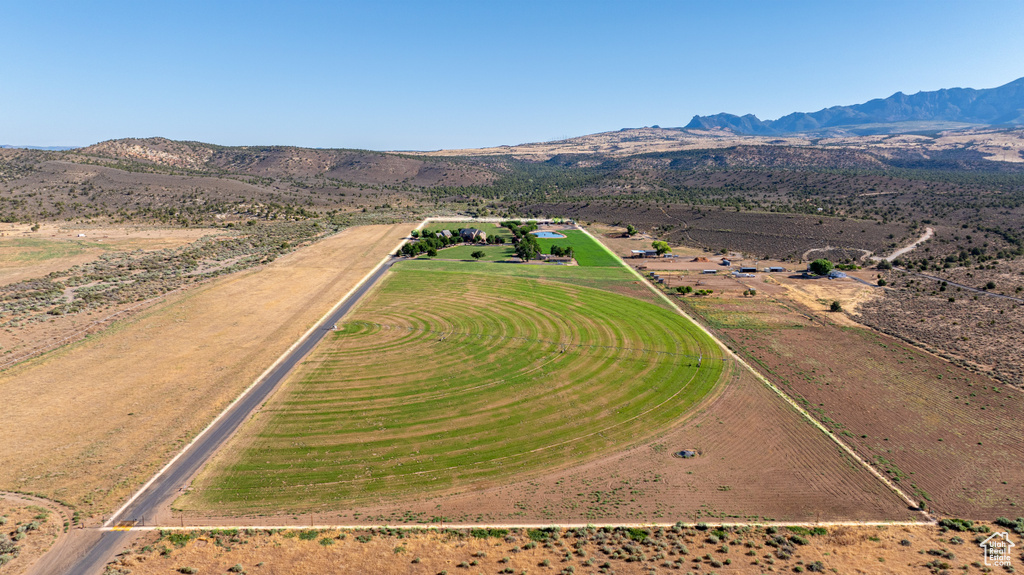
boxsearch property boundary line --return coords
[102,519,931,532]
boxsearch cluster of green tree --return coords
[675,286,713,296]
[399,233,458,257]
[400,228,507,258]
[809,258,834,276]
[502,220,538,238]
[514,232,541,262]
[651,241,671,255]
[549,245,574,258]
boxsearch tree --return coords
[876,259,892,270]
[515,241,539,262]
[411,229,420,238]
[810,258,834,276]
[830,300,843,312]
[426,248,437,258]
[471,250,485,260]
[652,241,671,256]
[626,224,638,236]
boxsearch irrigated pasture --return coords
[685,295,1024,518]
[182,262,723,512]
[536,229,621,267]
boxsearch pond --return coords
[530,230,566,239]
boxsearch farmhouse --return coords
[460,228,487,242]
[441,229,452,238]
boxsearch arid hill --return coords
[77,137,495,187]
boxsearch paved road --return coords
[59,256,404,575]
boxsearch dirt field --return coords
[0,223,410,520]
[680,294,1024,518]
[102,521,1024,575]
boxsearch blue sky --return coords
[2,0,1022,150]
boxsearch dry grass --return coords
[0,224,215,287]
[0,223,410,519]
[106,522,1013,575]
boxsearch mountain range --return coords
[685,76,1024,135]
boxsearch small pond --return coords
[530,230,566,239]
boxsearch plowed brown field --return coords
[685,296,1024,518]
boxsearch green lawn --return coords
[418,244,516,262]
[419,222,513,240]
[183,264,723,512]
[534,229,621,267]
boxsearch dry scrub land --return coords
[105,521,1024,575]
[0,223,409,519]
[680,292,1024,519]
[0,497,63,575]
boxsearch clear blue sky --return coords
[2,0,1022,150]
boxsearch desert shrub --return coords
[809,527,827,536]
[228,565,244,573]
[527,528,552,542]
[938,518,973,532]
[319,537,333,546]
[177,568,197,575]
[163,531,193,547]
[626,527,648,542]
[470,528,508,539]
[995,517,1024,535]
[298,530,319,540]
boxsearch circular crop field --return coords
[187,266,723,512]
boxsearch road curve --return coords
[58,256,405,575]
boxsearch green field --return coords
[534,229,621,267]
[185,261,723,512]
